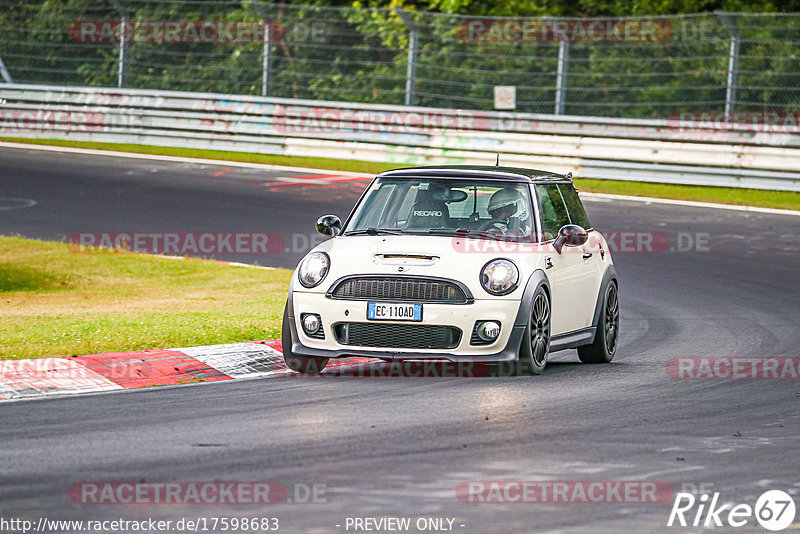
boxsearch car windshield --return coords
[344,178,534,240]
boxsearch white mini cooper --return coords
[282,166,619,375]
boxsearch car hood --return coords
[302,235,543,299]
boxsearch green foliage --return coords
[409,0,794,16]
[1,1,798,117]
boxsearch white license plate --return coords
[367,302,423,321]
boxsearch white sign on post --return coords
[494,86,516,110]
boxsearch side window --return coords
[558,184,592,230]
[535,184,570,241]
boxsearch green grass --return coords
[574,178,800,211]
[0,137,392,175]
[0,236,291,359]
[2,136,799,211]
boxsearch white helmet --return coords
[488,188,520,216]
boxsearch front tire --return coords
[578,281,618,364]
[515,286,550,376]
[282,301,329,374]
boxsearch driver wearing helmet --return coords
[485,188,528,235]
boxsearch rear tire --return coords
[282,301,329,374]
[515,286,550,376]
[578,281,618,364]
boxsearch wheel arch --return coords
[590,265,618,332]
[513,269,550,329]
[283,275,299,354]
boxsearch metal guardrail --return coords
[1,84,799,191]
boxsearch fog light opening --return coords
[302,314,321,335]
[477,321,501,342]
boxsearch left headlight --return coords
[298,251,330,288]
[480,258,519,295]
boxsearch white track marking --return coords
[0,197,37,211]
[152,254,275,270]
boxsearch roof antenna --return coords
[495,154,500,167]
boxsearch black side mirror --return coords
[315,214,342,237]
[553,224,588,254]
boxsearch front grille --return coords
[334,322,462,349]
[329,276,470,304]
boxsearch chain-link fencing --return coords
[1,1,799,119]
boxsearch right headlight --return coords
[297,251,330,288]
[480,258,519,296]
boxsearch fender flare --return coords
[513,269,549,329]
[283,273,301,355]
[591,265,618,331]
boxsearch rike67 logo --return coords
[668,489,796,531]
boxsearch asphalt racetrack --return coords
[1,145,799,533]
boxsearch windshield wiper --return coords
[344,227,406,236]
[428,228,503,241]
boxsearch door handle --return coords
[582,253,593,260]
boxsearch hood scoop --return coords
[373,253,439,266]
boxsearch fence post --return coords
[716,11,740,122]
[262,27,272,97]
[0,55,13,83]
[108,0,128,88]
[397,9,418,107]
[554,39,570,115]
[252,2,271,97]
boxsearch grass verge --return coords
[573,178,800,211]
[0,236,290,360]
[0,137,391,175]
[2,136,799,211]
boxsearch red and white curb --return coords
[0,340,376,402]
[0,340,283,402]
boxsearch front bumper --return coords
[288,291,525,363]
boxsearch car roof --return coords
[376,165,572,183]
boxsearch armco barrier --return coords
[1,84,799,191]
